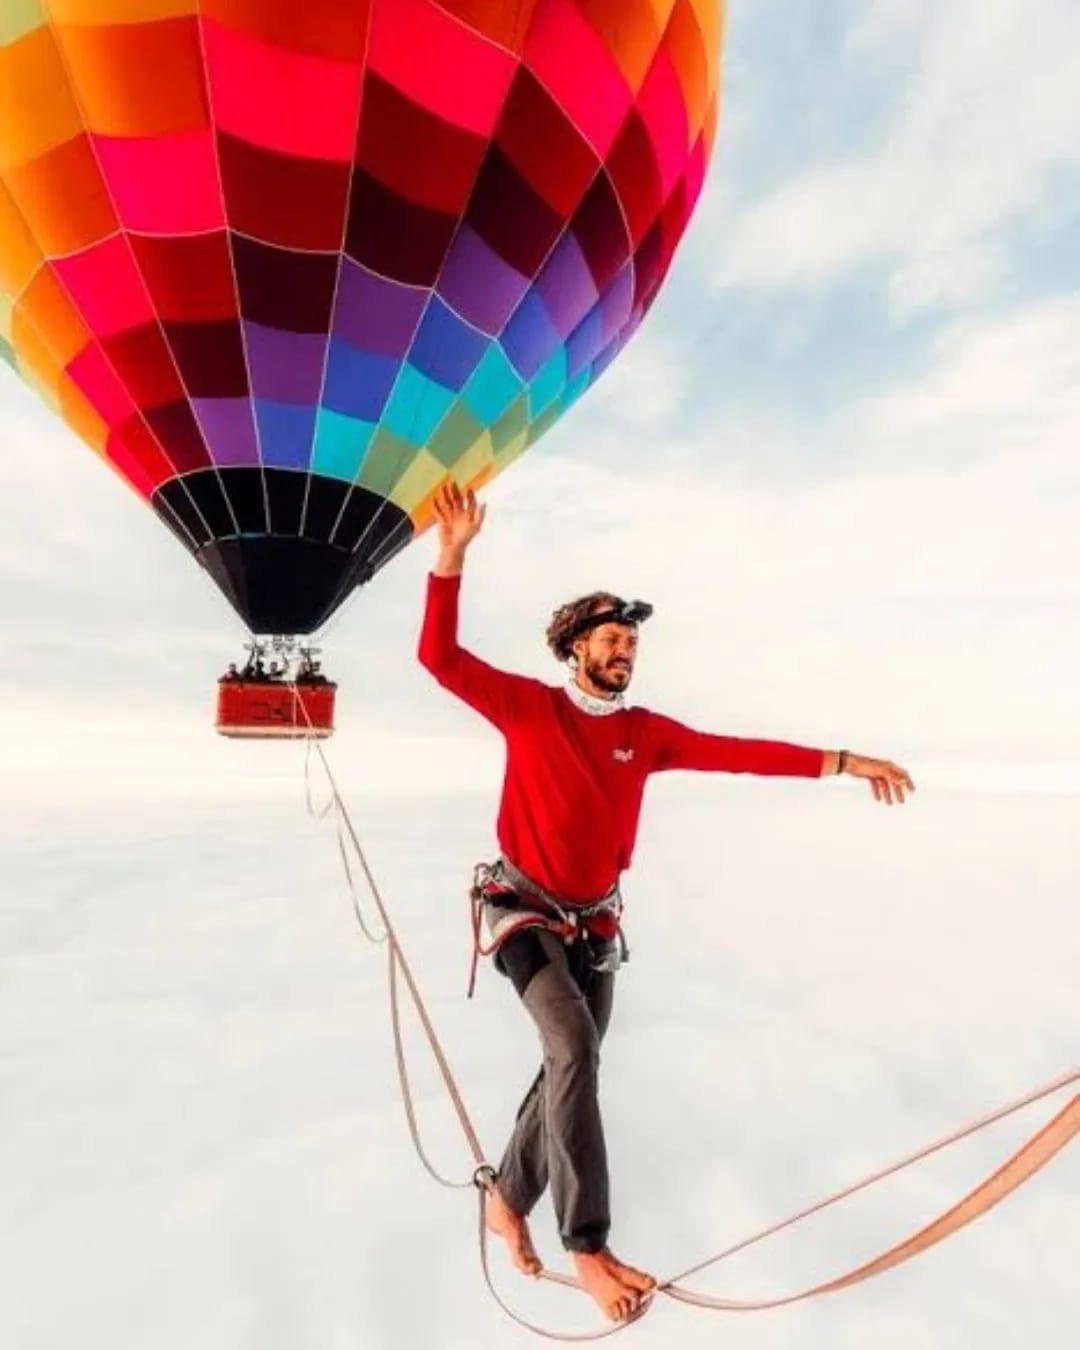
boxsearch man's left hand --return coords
[843,754,915,805]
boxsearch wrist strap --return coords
[837,749,850,775]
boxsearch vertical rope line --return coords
[294,697,488,1168]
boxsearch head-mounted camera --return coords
[567,598,654,643]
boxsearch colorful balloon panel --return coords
[0,0,723,634]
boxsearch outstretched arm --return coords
[646,716,915,803]
[646,711,826,779]
[417,483,535,728]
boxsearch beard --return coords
[584,655,632,695]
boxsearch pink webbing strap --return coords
[474,1075,1077,1340]
[662,1085,1080,1311]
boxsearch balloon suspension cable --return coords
[297,696,486,1183]
[294,704,1079,1338]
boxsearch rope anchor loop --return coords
[472,1163,498,1192]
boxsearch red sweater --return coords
[418,573,825,929]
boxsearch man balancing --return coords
[417,481,914,1323]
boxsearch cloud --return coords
[579,328,690,433]
[709,0,1080,316]
[852,296,1080,442]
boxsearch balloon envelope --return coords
[0,0,723,633]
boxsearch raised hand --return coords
[434,481,485,547]
[842,753,915,805]
[432,481,486,576]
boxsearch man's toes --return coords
[599,1277,638,1321]
[609,1290,638,1322]
[573,1253,646,1322]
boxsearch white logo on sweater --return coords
[613,748,634,762]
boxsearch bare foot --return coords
[571,1251,641,1322]
[594,1247,657,1295]
[485,1186,542,1277]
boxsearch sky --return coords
[2,1,1078,1346]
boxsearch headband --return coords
[567,598,654,643]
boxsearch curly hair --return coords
[545,592,621,663]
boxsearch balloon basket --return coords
[215,678,336,739]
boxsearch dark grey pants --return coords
[494,927,616,1253]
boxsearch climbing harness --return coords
[467,857,628,998]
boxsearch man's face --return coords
[576,622,639,694]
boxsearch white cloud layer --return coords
[2,786,1076,1348]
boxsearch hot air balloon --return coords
[0,0,723,735]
